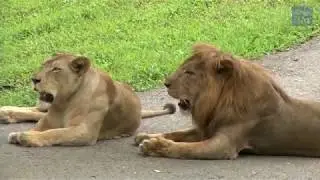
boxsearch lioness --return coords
[135,43,320,159]
[1,53,175,147]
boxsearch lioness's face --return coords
[32,54,90,103]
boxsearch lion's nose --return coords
[31,78,41,84]
[164,82,171,88]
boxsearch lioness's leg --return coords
[99,130,133,140]
[8,111,104,147]
[8,124,98,147]
[30,116,58,132]
[139,133,238,160]
[135,128,202,145]
[0,106,45,124]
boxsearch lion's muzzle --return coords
[178,99,190,110]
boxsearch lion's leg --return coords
[8,124,98,147]
[139,133,238,160]
[0,106,45,124]
[134,128,202,145]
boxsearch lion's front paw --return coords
[8,132,43,147]
[139,137,173,157]
[134,132,163,146]
[134,132,150,145]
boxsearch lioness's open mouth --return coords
[39,92,54,103]
[178,99,190,110]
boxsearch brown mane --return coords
[136,43,320,160]
[190,44,291,137]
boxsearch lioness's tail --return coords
[141,103,176,119]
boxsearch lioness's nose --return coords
[31,77,41,84]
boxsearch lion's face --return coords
[32,53,90,103]
[164,43,236,112]
[165,56,207,111]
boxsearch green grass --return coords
[0,0,319,106]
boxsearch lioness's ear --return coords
[70,56,91,75]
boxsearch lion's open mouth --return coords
[39,92,54,103]
[178,99,190,110]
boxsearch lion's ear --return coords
[70,56,91,75]
[192,43,219,55]
[54,52,65,56]
[216,55,236,74]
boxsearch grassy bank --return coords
[0,0,319,106]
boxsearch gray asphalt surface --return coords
[1,37,320,180]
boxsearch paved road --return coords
[1,37,320,180]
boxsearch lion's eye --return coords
[184,70,195,75]
[52,67,62,72]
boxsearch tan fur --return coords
[135,43,320,159]
[1,53,175,147]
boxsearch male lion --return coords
[134,43,320,160]
[0,53,175,147]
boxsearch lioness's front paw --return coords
[8,132,22,144]
[8,132,42,147]
[0,107,17,124]
[139,137,173,156]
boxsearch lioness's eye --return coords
[52,67,62,72]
